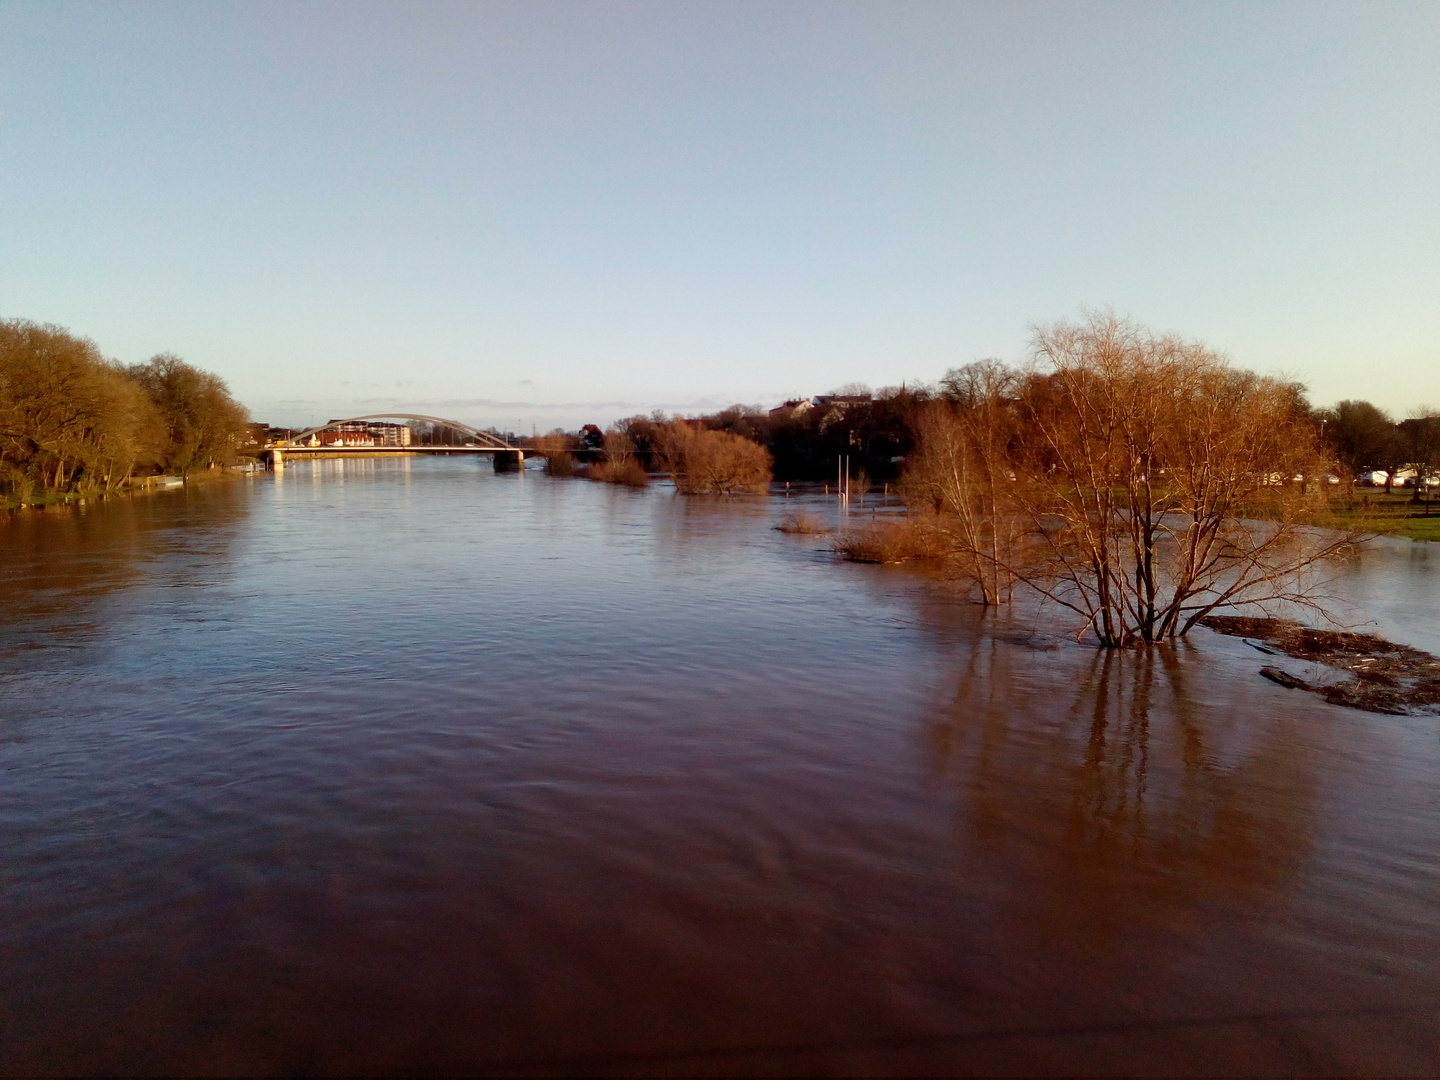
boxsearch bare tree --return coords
[532,429,579,475]
[904,314,1361,645]
[589,428,649,486]
[651,418,697,485]
[1008,313,1356,646]
[905,360,1019,604]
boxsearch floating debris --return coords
[1259,665,1308,690]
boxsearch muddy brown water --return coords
[2,458,1438,1074]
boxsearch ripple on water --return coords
[1,459,1438,1074]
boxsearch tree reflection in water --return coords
[0,485,250,670]
[925,617,1320,950]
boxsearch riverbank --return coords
[1,463,260,515]
[1319,490,1440,542]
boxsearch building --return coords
[768,399,814,419]
[810,394,872,410]
[319,420,413,446]
[311,429,377,447]
[811,394,872,432]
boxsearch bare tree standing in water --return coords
[905,313,1360,645]
[1010,312,1356,646]
[906,361,1019,605]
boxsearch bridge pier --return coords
[492,449,525,472]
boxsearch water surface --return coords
[2,458,1437,1074]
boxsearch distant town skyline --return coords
[2,0,1436,430]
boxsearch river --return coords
[2,456,1438,1074]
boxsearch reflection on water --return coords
[1,459,1438,1074]
[0,485,250,630]
[1331,534,1440,655]
[929,635,1317,950]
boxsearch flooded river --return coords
[2,457,1438,1074]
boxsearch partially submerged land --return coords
[821,515,1439,715]
[1202,615,1440,716]
[8,312,1436,664]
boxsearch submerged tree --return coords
[904,361,1019,605]
[589,428,649,486]
[904,313,1359,647]
[1015,313,1355,646]
[653,420,772,494]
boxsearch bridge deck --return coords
[276,445,515,454]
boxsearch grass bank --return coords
[1317,491,1440,542]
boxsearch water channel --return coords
[2,457,1438,1073]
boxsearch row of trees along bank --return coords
[614,361,1435,497]
[1319,400,1440,501]
[1,319,251,508]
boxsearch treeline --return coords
[1317,400,1440,499]
[603,370,1437,495]
[608,392,919,483]
[1,319,251,507]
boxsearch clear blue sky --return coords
[2,1,1436,431]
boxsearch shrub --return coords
[833,519,950,564]
[848,468,871,500]
[589,458,649,487]
[544,450,577,476]
[774,510,827,534]
[663,425,772,494]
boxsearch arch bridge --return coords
[270,414,523,467]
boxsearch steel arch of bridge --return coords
[285,414,518,450]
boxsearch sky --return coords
[1,1,1437,431]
